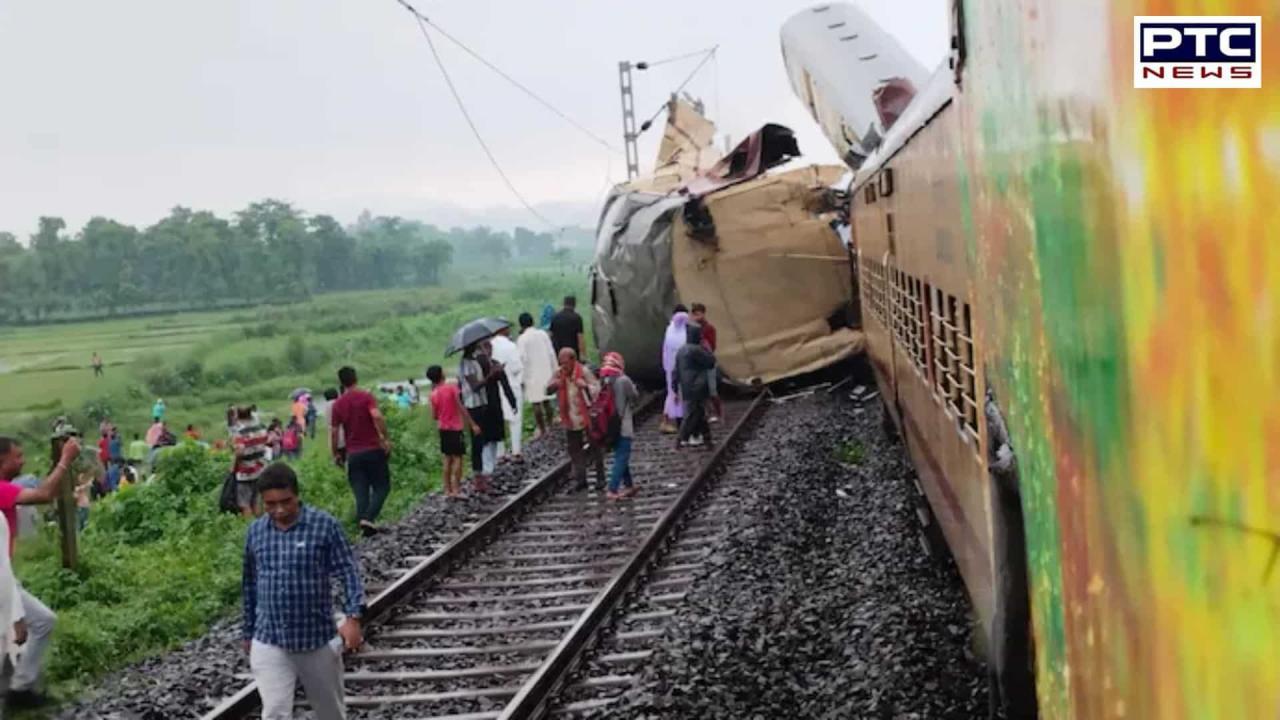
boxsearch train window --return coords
[959,303,979,439]
[946,295,962,420]
[911,277,928,377]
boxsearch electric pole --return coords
[618,61,640,180]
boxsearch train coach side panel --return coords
[856,102,997,636]
[956,0,1280,717]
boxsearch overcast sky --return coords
[0,0,947,236]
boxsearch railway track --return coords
[202,391,767,720]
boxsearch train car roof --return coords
[851,61,954,190]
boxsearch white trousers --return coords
[250,638,346,720]
[504,411,523,456]
[12,588,54,692]
[501,392,524,457]
[481,441,499,474]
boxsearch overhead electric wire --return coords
[638,45,718,134]
[395,0,620,155]
[394,0,560,231]
[640,46,719,69]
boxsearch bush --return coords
[242,322,278,339]
[458,289,491,303]
[282,335,329,374]
[246,355,277,379]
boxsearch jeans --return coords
[566,429,605,489]
[12,588,54,691]
[346,449,390,523]
[608,436,633,493]
[250,638,346,720]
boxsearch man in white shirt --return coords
[516,312,558,441]
[489,324,524,458]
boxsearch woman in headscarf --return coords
[599,352,639,500]
[539,303,556,330]
[660,306,690,433]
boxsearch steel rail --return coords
[200,394,661,720]
[499,389,769,719]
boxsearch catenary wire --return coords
[637,46,718,134]
[396,0,621,155]
[394,0,562,231]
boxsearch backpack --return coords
[282,429,299,451]
[588,377,622,448]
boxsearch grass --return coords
[835,438,867,465]
[0,271,588,713]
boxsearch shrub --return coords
[458,289,490,303]
[242,323,278,339]
[246,355,277,379]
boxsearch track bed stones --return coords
[575,391,988,720]
[53,435,560,720]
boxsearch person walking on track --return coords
[427,365,475,499]
[489,325,525,459]
[242,463,365,720]
[517,312,558,440]
[600,352,639,500]
[660,307,689,433]
[549,295,586,360]
[459,341,514,493]
[329,366,392,537]
[690,302,723,423]
[676,323,717,448]
[547,347,605,491]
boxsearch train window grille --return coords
[931,293,958,414]
[860,254,890,325]
[958,303,979,440]
[910,276,928,379]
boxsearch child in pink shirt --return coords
[427,365,476,498]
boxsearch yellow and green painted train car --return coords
[787,1,1278,717]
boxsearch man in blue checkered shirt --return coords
[242,463,365,720]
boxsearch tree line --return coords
[0,200,568,323]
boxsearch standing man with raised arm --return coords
[0,434,82,708]
[329,366,392,537]
[243,463,364,720]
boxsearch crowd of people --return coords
[0,294,723,714]
[239,293,723,719]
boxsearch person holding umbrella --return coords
[448,318,516,494]
[458,340,515,494]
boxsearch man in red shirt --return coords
[690,303,723,422]
[329,366,392,537]
[0,434,81,707]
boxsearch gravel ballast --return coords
[586,389,988,719]
[58,387,989,719]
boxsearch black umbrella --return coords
[445,317,510,356]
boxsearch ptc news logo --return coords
[1134,16,1261,88]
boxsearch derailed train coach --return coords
[590,100,864,386]
[786,2,1280,719]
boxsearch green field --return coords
[0,271,587,712]
[0,273,584,448]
